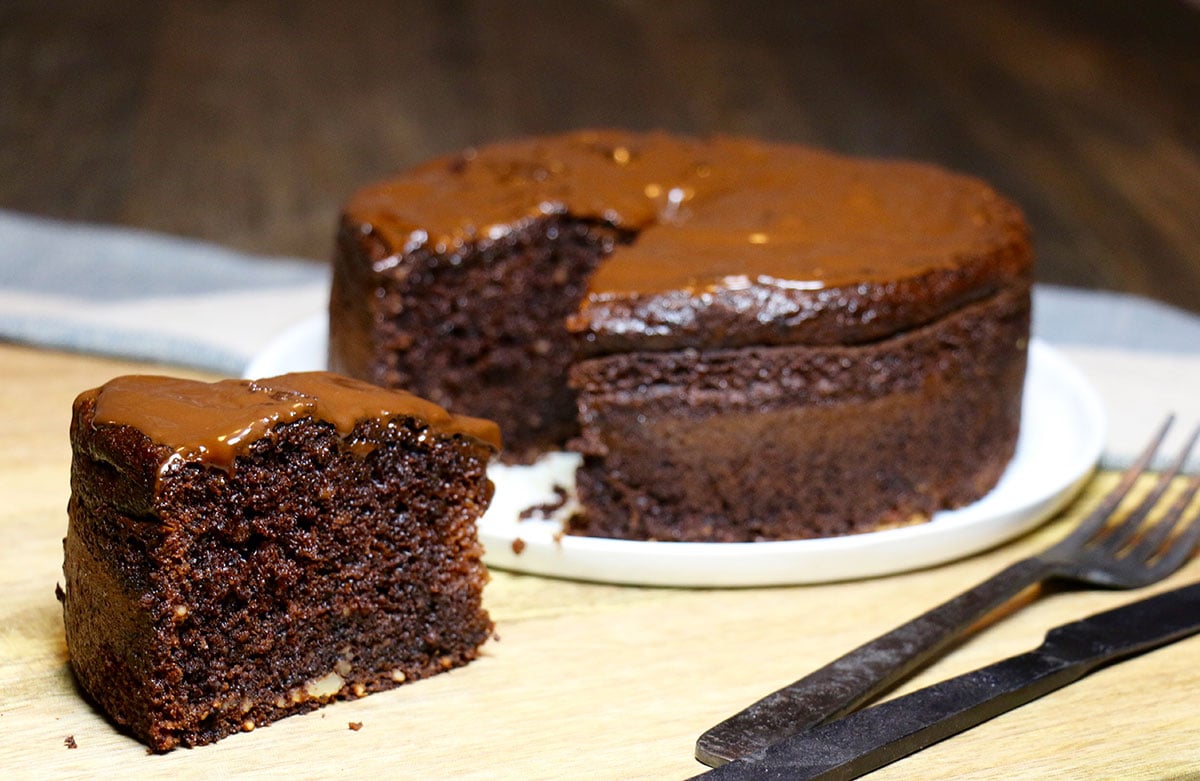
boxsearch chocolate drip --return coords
[343,130,1030,353]
[81,372,501,475]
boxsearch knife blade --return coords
[691,581,1200,780]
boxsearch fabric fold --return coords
[0,210,328,375]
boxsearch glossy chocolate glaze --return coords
[80,372,501,475]
[344,130,1031,353]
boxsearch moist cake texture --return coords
[61,372,499,750]
[329,130,1031,541]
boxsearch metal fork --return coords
[696,417,1200,767]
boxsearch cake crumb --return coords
[348,721,363,731]
[518,486,569,521]
[511,538,526,555]
[64,735,77,749]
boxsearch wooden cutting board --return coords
[2,343,1198,779]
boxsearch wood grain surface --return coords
[2,0,1199,313]
[3,3,1200,777]
[2,342,1199,778]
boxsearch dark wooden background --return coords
[3,0,1199,313]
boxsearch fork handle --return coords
[695,555,1055,767]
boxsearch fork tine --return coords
[1106,423,1200,550]
[1128,427,1200,561]
[1058,415,1175,546]
[1143,470,1200,578]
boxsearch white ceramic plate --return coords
[245,318,1105,587]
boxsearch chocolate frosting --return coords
[345,130,1031,353]
[80,372,501,475]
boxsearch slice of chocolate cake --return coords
[330,130,1031,541]
[60,372,499,751]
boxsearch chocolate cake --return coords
[329,130,1031,541]
[61,372,499,751]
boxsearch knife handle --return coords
[696,556,1055,766]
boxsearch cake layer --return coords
[567,286,1029,541]
[62,373,497,750]
[332,214,623,459]
[341,130,1030,355]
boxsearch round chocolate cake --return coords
[329,130,1031,542]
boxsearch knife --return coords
[690,581,1200,780]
